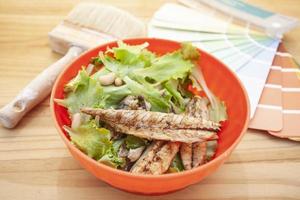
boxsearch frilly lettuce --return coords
[102,85,131,109]
[64,120,111,160]
[125,135,148,149]
[58,68,133,112]
[64,121,125,168]
[134,51,193,83]
[60,69,105,114]
[168,153,184,173]
[99,52,144,78]
[98,139,125,168]
[90,41,200,113]
[180,42,200,60]
[123,76,171,112]
[111,41,152,65]
[164,79,185,112]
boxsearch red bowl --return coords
[50,38,250,195]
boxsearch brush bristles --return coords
[65,3,146,38]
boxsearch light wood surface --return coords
[0,0,299,199]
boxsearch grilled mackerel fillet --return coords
[111,123,216,143]
[131,141,180,175]
[130,141,165,174]
[180,143,192,170]
[143,142,180,175]
[180,96,218,169]
[81,108,220,131]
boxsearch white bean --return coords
[114,77,123,86]
[98,72,116,86]
[71,113,81,129]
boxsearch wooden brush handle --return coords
[0,46,83,128]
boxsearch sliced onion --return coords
[191,67,217,109]
[71,113,81,130]
[86,64,95,75]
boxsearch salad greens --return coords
[125,135,149,149]
[134,51,194,83]
[64,120,111,160]
[57,41,227,171]
[168,153,184,173]
[123,76,171,112]
[60,70,105,114]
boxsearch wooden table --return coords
[0,0,299,199]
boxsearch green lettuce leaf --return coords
[123,76,170,112]
[98,139,125,168]
[102,85,132,108]
[112,40,150,65]
[65,121,125,168]
[134,51,194,83]
[168,153,184,173]
[98,153,125,168]
[96,41,155,79]
[61,69,105,114]
[164,79,185,112]
[138,49,156,68]
[112,138,125,152]
[100,53,144,78]
[125,135,148,149]
[64,120,111,160]
[64,68,90,93]
[180,42,200,60]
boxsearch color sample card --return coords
[269,45,300,138]
[249,47,283,131]
[193,0,299,38]
[148,3,280,118]
[239,44,300,138]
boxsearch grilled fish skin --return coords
[143,142,181,175]
[181,97,208,169]
[131,141,165,174]
[186,96,210,119]
[180,143,192,170]
[115,96,213,174]
[81,108,220,131]
[111,123,216,143]
[184,96,218,168]
[192,142,206,168]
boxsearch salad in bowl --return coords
[54,41,228,175]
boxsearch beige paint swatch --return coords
[249,44,283,131]
[269,45,300,138]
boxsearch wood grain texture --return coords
[0,0,299,199]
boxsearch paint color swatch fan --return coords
[148,0,300,140]
[250,44,300,141]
